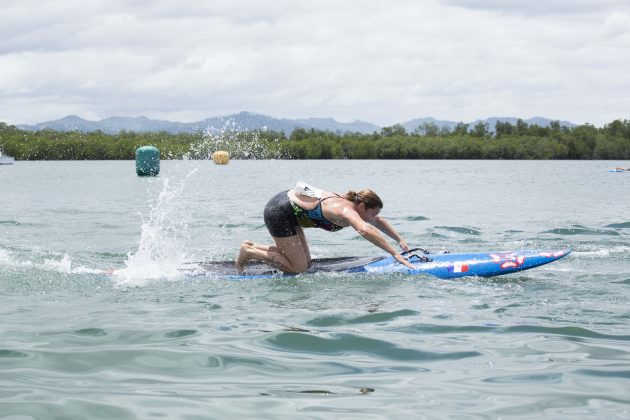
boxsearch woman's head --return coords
[345,189,383,210]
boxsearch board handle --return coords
[402,248,433,263]
[403,247,430,255]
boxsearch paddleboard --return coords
[182,248,571,279]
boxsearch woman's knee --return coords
[289,259,309,274]
[273,236,309,273]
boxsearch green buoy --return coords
[135,145,160,176]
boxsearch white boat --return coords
[0,147,15,165]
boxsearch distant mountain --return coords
[472,116,577,132]
[16,112,576,135]
[28,115,194,134]
[17,112,381,135]
[400,117,459,133]
[401,116,577,133]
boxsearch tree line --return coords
[1,119,629,160]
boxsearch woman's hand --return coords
[394,253,416,270]
[398,239,410,252]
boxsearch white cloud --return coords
[1,0,629,126]
[603,11,630,36]
[438,0,629,16]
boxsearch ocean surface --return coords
[1,159,629,419]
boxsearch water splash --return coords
[0,248,32,268]
[42,254,73,274]
[114,171,196,286]
[111,117,283,286]
[187,117,285,160]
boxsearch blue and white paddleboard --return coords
[183,248,571,280]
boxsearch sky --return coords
[1,0,629,126]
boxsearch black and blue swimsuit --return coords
[263,191,344,237]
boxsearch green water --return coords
[1,160,629,419]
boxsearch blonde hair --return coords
[344,189,383,209]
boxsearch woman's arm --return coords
[345,211,415,270]
[371,216,410,251]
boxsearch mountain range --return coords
[16,112,577,135]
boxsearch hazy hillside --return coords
[16,112,576,135]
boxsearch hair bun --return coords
[344,189,383,209]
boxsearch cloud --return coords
[438,0,629,16]
[603,11,630,36]
[1,0,629,126]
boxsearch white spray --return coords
[114,169,197,285]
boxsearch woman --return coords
[236,183,416,274]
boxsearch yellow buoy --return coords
[212,151,230,165]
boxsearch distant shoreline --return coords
[1,119,628,160]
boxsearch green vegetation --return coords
[1,119,629,160]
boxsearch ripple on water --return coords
[73,328,108,337]
[605,221,630,229]
[164,329,198,339]
[434,226,482,236]
[542,225,620,236]
[306,309,419,327]
[505,325,630,342]
[399,323,630,343]
[0,349,29,358]
[0,401,136,420]
[264,332,481,362]
[403,215,430,221]
[482,372,564,384]
[574,368,630,379]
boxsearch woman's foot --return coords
[242,240,278,253]
[235,241,253,274]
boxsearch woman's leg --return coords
[241,240,279,253]
[272,231,311,273]
[243,229,310,266]
[236,191,311,274]
[295,227,311,268]
[235,234,310,274]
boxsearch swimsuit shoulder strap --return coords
[320,192,343,203]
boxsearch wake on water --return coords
[0,249,103,276]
